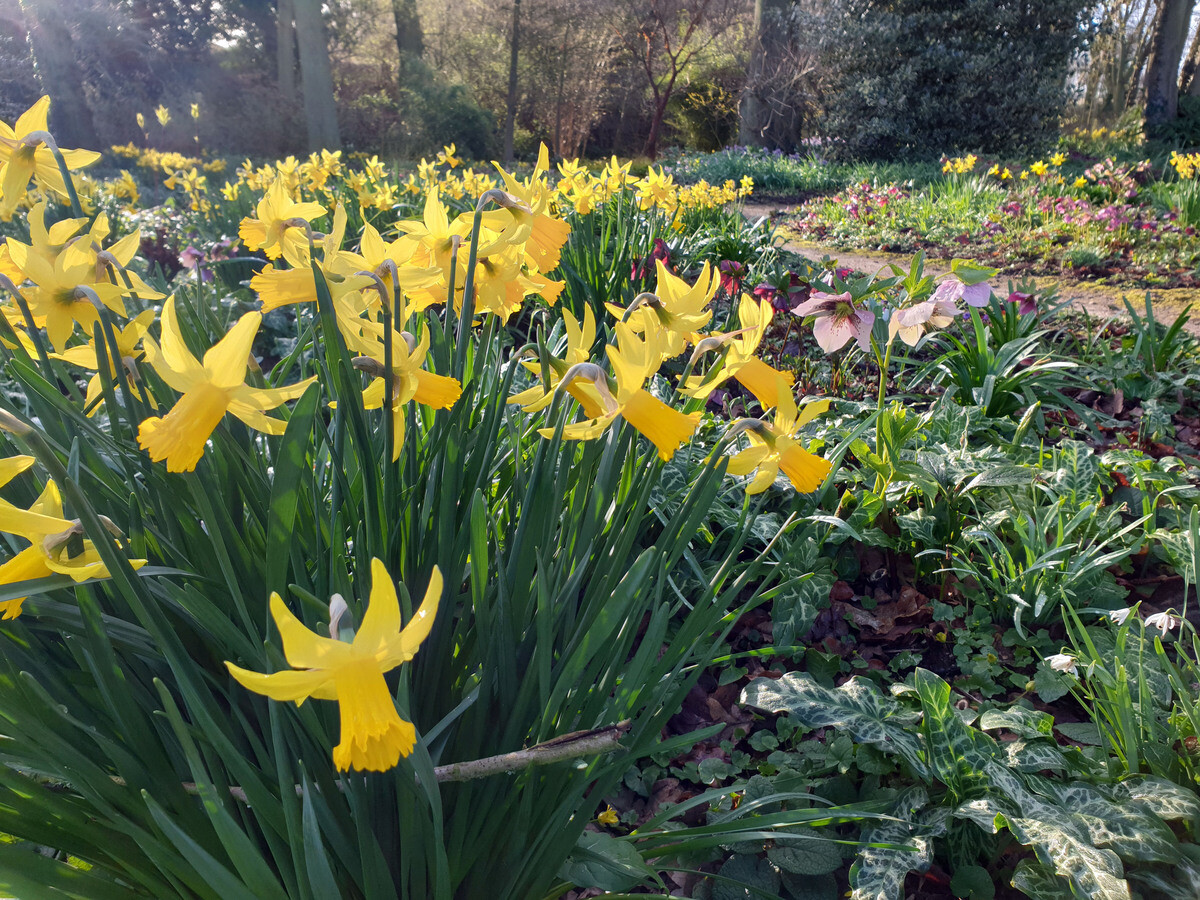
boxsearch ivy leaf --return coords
[1034,664,1073,704]
[557,831,654,892]
[766,829,843,875]
[713,854,781,900]
[949,864,995,900]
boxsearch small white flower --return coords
[1045,653,1078,676]
[1108,607,1134,626]
[1145,611,1183,636]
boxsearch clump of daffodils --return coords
[0,97,829,775]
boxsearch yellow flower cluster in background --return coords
[942,154,977,174]
[1170,151,1200,180]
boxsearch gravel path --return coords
[740,201,1200,336]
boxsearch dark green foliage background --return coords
[794,0,1094,159]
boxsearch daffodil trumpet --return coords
[554,362,619,415]
[0,274,85,404]
[225,558,442,772]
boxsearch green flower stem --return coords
[24,130,84,218]
[873,334,894,495]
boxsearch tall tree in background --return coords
[18,0,98,147]
[392,0,422,71]
[619,0,747,160]
[1143,0,1197,127]
[1182,14,1200,94]
[292,0,340,149]
[738,0,806,148]
[277,0,297,103]
[503,0,521,163]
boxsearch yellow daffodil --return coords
[238,178,326,267]
[509,306,605,416]
[53,309,156,414]
[326,221,440,313]
[0,463,145,618]
[726,388,831,494]
[137,297,316,472]
[637,166,677,212]
[357,326,463,460]
[394,189,472,274]
[680,294,794,408]
[0,97,101,221]
[226,558,442,772]
[608,260,716,358]
[541,323,700,460]
[460,242,529,321]
[1050,152,1067,167]
[251,264,371,314]
[5,230,128,352]
[487,144,573,274]
[155,105,171,127]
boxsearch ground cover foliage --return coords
[3,103,1200,899]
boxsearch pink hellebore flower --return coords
[889,297,957,347]
[179,245,214,282]
[179,245,205,269]
[791,291,875,354]
[933,276,992,308]
[1007,291,1036,316]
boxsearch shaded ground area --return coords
[742,201,1200,336]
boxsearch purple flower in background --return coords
[631,238,671,282]
[933,276,992,308]
[718,259,746,295]
[179,245,214,282]
[179,245,205,269]
[792,291,875,353]
[1007,291,1036,316]
[752,282,788,311]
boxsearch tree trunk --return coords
[392,0,423,72]
[503,0,521,164]
[738,0,790,146]
[643,83,673,161]
[1144,0,1196,127]
[1181,14,1200,95]
[293,0,340,150]
[18,0,99,149]
[277,0,297,103]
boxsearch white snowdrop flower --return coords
[1108,607,1135,626]
[1145,611,1183,636]
[1045,653,1078,677]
